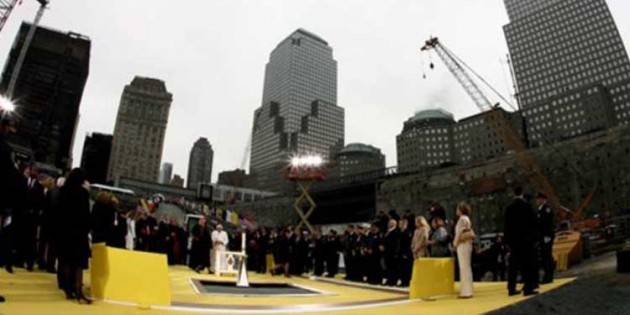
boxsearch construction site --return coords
[1,0,630,314]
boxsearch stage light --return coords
[0,95,16,113]
[289,154,324,168]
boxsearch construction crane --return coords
[5,0,48,98]
[420,37,564,213]
[0,0,20,35]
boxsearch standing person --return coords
[0,106,29,303]
[489,235,507,281]
[19,166,45,271]
[91,192,116,244]
[428,217,451,257]
[125,211,137,250]
[325,230,341,278]
[312,230,325,276]
[211,224,229,273]
[342,225,356,281]
[189,217,211,272]
[454,202,475,299]
[57,168,92,304]
[411,216,430,259]
[353,226,366,282]
[257,228,269,273]
[365,224,383,284]
[429,202,446,223]
[383,219,401,286]
[536,193,555,284]
[398,217,414,286]
[44,177,64,276]
[272,228,292,277]
[504,187,538,296]
[108,208,128,249]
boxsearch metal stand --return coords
[294,180,316,233]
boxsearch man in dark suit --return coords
[0,105,29,302]
[383,219,401,286]
[536,193,555,284]
[19,166,45,271]
[504,186,538,296]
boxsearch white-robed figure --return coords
[211,224,229,273]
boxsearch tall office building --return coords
[80,133,112,184]
[250,29,344,192]
[187,137,213,190]
[159,162,173,184]
[396,108,524,173]
[0,23,90,171]
[503,0,630,146]
[107,77,172,183]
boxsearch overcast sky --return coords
[1,0,629,182]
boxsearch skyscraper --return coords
[107,77,172,183]
[503,0,630,146]
[250,29,344,192]
[0,23,90,171]
[187,137,213,190]
[80,132,112,185]
[159,162,173,184]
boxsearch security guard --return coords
[536,192,555,284]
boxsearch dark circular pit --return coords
[192,279,324,296]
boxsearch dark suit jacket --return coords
[504,197,537,248]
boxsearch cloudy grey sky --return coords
[1,0,629,182]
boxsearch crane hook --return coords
[430,62,435,70]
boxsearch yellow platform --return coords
[0,265,573,315]
[91,244,171,306]
[409,258,455,299]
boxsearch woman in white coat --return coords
[453,202,474,298]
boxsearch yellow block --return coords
[553,231,582,272]
[91,244,171,306]
[409,258,455,299]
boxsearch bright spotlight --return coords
[288,154,324,168]
[0,95,16,113]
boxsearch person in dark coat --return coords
[17,166,45,271]
[312,230,325,276]
[44,177,64,275]
[489,234,507,281]
[272,228,293,277]
[536,193,555,284]
[91,192,117,245]
[398,217,414,286]
[57,168,92,304]
[353,226,367,282]
[189,217,211,272]
[365,224,383,284]
[504,186,538,296]
[108,209,128,249]
[259,227,269,273]
[342,225,357,281]
[383,219,401,286]
[429,202,447,223]
[325,230,341,278]
[0,109,28,303]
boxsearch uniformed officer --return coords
[536,192,555,284]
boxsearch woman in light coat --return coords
[454,202,474,298]
[411,216,430,259]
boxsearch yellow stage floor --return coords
[0,266,573,315]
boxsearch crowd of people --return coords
[240,190,555,299]
[241,204,461,288]
[1,106,556,304]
